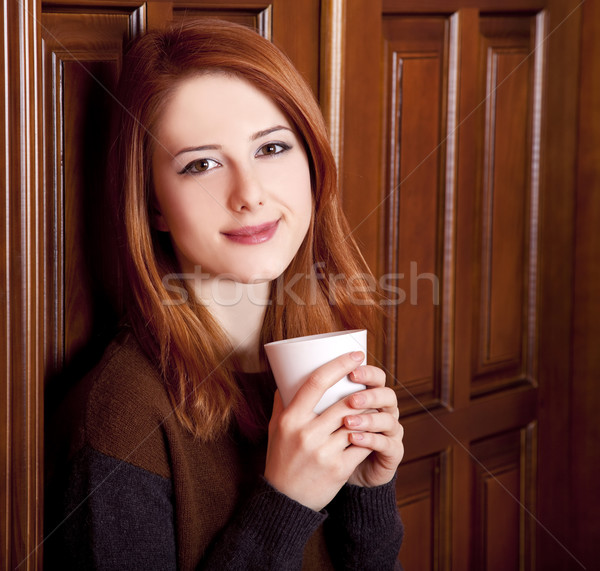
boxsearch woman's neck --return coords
[194,278,270,373]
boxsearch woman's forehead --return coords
[153,74,295,146]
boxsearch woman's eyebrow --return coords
[251,125,293,141]
[175,143,222,157]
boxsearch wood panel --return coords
[395,452,450,569]
[382,15,457,415]
[42,9,137,373]
[471,14,541,396]
[471,425,536,570]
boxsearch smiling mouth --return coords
[222,219,280,244]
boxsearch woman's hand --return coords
[343,365,404,488]
[264,351,374,512]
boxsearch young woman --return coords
[46,18,404,570]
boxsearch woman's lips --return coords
[222,219,279,244]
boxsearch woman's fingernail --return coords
[351,432,364,441]
[350,351,364,361]
[346,415,361,427]
[352,393,366,407]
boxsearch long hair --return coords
[111,18,380,440]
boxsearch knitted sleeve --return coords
[49,451,325,571]
[323,478,405,570]
[199,477,326,570]
[46,445,178,570]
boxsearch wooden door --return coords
[338,0,585,569]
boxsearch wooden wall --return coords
[1,0,597,569]
[341,2,578,567]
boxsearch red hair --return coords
[111,18,380,440]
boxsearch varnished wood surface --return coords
[2,1,45,569]
[534,0,583,568]
[1,0,598,569]
[571,0,600,568]
[342,1,589,569]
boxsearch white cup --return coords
[264,329,367,414]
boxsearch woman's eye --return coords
[256,142,290,157]
[179,158,220,174]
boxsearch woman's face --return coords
[151,73,313,284]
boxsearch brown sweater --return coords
[45,328,404,570]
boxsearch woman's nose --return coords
[227,165,265,212]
